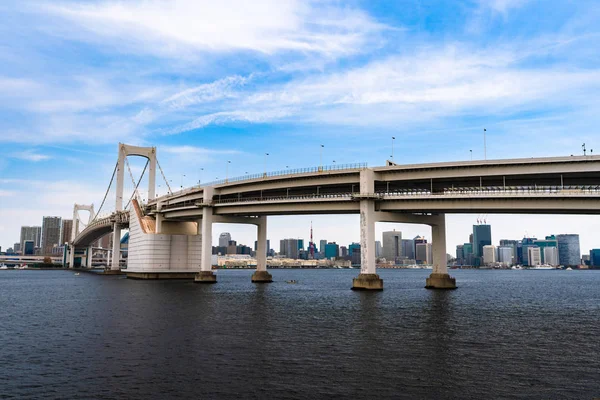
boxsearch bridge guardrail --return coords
[201,163,368,187]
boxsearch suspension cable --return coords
[156,158,173,194]
[124,156,143,205]
[125,159,149,210]
[90,161,118,224]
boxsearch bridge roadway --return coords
[70,147,600,290]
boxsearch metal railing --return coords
[213,193,355,204]
[202,163,367,187]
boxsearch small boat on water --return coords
[511,265,523,270]
[285,280,298,284]
[74,272,80,276]
[566,267,573,271]
[0,264,7,270]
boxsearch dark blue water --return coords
[1,269,599,399]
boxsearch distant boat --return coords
[0,264,7,270]
[285,280,298,284]
[530,265,554,270]
[74,272,80,276]
[511,265,523,270]
[566,267,573,271]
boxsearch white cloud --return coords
[43,0,385,58]
[162,145,240,156]
[485,0,529,14]
[11,150,51,162]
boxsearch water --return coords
[1,269,599,399]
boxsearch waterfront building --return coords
[543,247,559,266]
[324,242,339,259]
[534,235,558,263]
[402,239,415,260]
[319,240,327,256]
[556,234,581,266]
[61,219,73,245]
[415,242,432,264]
[41,216,62,255]
[297,239,304,250]
[219,232,232,248]
[23,240,35,256]
[589,249,600,267]
[227,240,238,255]
[280,238,300,259]
[349,243,361,265]
[382,230,402,262]
[521,237,538,266]
[340,246,348,257]
[13,242,21,254]
[456,245,464,261]
[497,246,514,266]
[20,226,42,251]
[375,241,382,258]
[499,239,518,263]
[528,247,542,266]
[472,224,492,258]
[483,245,496,265]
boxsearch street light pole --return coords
[470,149,472,161]
[264,153,269,176]
[483,128,487,160]
[392,136,395,162]
[226,160,231,182]
[320,145,324,170]
[198,168,203,186]
[180,174,186,189]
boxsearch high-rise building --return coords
[534,235,558,263]
[590,249,600,268]
[348,243,361,264]
[483,245,496,265]
[219,233,232,248]
[20,226,42,252]
[499,239,518,263]
[227,240,237,255]
[297,239,304,250]
[543,247,559,266]
[472,224,492,258]
[340,246,348,257]
[319,240,327,255]
[415,243,432,264]
[375,241,382,258]
[528,247,542,266]
[23,240,35,256]
[497,246,514,265]
[402,239,415,260]
[280,238,300,259]
[324,242,339,259]
[382,230,402,262]
[13,242,21,254]
[61,219,73,245]
[556,234,581,266]
[41,216,62,255]
[456,245,464,261]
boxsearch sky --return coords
[1,0,600,254]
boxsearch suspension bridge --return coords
[67,143,600,289]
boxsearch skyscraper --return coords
[20,226,41,251]
[280,238,299,259]
[219,232,232,248]
[483,245,496,265]
[41,216,62,255]
[556,234,581,266]
[61,219,73,245]
[375,241,382,258]
[319,239,327,255]
[402,239,415,260]
[415,243,432,264]
[472,224,492,258]
[382,230,401,261]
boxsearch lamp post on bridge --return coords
[198,168,203,186]
[470,149,472,161]
[391,136,395,162]
[320,144,324,171]
[264,153,269,177]
[226,160,231,183]
[180,174,186,190]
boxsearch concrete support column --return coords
[252,216,272,283]
[69,245,75,268]
[425,214,456,289]
[111,223,121,271]
[147,147,156,200]
[155,213,164,234]
[86,246,93,268]
[195,190,217,283]
[352,168,383,290]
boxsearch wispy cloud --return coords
[162,145,240,156]
[11,150,51,162]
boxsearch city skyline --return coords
[2,0,600,253]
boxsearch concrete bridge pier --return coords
[251,216,272,283]
[352,169,383,290]
[86,246,93,268]
[425,214,456,290]
[111,223,121,271]
[195,193,217,284]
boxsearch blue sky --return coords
[1,0,600,254]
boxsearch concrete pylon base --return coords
[351,273,383,290]
[251,270,273,283]
[425,273,457,289]
[194,271,217,284]
[103,270,125,275]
